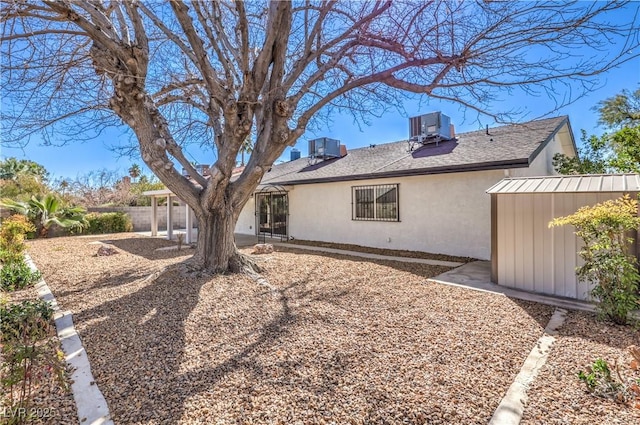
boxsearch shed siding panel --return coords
[522,195,535,289]
[532,194,547,294]
[496,190,633,300]
[496,196,506,285]
[502,195,516,286]
[542,195,555,295]
[514,195,525,289]
[562,194,578,298]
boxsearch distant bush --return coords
[84,212,133,234]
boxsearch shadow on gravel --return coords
[553,310,639,348]
[74,261,304,423]
[106,237,195,260]
[53,269,154,299]
[63,248,550,423]
[509,298,556,329]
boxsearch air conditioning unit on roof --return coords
[409,112,452,144]
[308,137,341,159]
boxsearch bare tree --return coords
[2,1,639,272]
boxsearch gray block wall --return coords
[88,206,197,231]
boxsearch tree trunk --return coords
[192,207,256,274]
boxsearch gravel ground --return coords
[1,286,77,424]
[521,311,640,425]
[288,239,475,263]
[26,233,555,424]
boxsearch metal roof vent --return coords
[409,112,452,146]
[290,148,301,161]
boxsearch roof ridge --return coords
[329,115,567,154]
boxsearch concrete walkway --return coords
[431,261,596,313]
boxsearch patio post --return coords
[185,204,193,243]
[151,196,158,237]
[166,195,173,240]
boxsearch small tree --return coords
[554,88,640,175]
[0,158,49,201]
[550,195,640,324]
[552,130,611,175]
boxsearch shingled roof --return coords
[261,116,572,186]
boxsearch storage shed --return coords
[487,174,640,301]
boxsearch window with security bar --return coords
[352,184,399,221]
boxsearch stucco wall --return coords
[293,172,505,259]
[237,171,504,259]
[88,205,192,231]
[234,128,571,259]
[236,197,256,234]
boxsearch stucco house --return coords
[235,115,577,260]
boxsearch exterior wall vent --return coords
[409,112,452,144]
[308,137,341,161]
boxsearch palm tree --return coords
[59,179,69,195]
[1,194,87,238]
[239,137,253,166]
[128,164,141,183]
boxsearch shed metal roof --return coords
[487,174,640,194]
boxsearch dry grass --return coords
[21,233,636,424]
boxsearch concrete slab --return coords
[135,230,265,248]
[432,261,596,313]
[154,245,195,252]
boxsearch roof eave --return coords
[266,159,530,186]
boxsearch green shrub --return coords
[0,299,67,421]
[0,299,53,344]
[84,212,133,234]
[0,215,35,264]
[0,194,87,238]
[578,356,640,405]
[550,195,640,325]
[0,260,41,291]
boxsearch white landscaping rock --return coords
[252,243,274,254]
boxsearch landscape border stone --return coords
[489,308,568,425]
[25,254,114,425]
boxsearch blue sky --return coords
[2,12,639,182]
